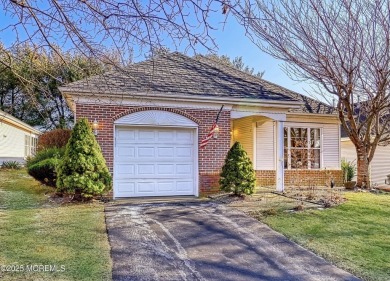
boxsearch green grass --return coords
[0,170,112,281]
[261,192,390,281]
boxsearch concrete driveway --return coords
[105,202,360,281]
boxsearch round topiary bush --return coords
[219,141,256,196]
[56,118,112,199]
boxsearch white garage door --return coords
[114,126,197,197]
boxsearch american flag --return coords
[200,123,218,149]
[200,105,224,149]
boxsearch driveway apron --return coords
[105,202,360,281]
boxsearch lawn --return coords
[0,169,112,281]
[260,191,390,281]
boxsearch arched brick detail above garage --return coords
[112,107,200,125]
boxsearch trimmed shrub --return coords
[26,147,65,168]
[1,161,22,169]
[26,147,65,187]
[56,118,112,199]
[37,129,72,151]
[28,158,59,187]
[219,141,256,196]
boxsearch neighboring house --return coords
[60,52,342,198]
[341,136,390,186]
[0,110,40,164]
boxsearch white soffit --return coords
[114,110,198,127]
[231,110,286,121]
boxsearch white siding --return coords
[322,124,341,169]
[232,117,254,163]
[341,140,366,183]
[370,145,390,185]
[0,122,27,159]
[340,140,356,164]
[341,140,390,185]
[256,120,275,170]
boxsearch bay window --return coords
[284,127,321,169]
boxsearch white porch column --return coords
[276,121,285,192]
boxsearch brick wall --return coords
[256,169,343,187]
[255,170,276,186]
[75,104,230,195]
[199,172,220,196]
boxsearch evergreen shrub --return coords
[219,141,256,196]
[56,118,112,199]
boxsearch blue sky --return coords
[0,3,312,98]
[202,16,311,96]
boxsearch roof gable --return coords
[61,52,333,114]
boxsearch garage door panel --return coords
[117,181,135,193]
[114,126,196,197]
[157,164,175,175]
[158,147,174,157]
[116,164,135,176]
[176,164,192,175]
[116,129,136,143]
[176,130,193,143]
[137,182,155,193]
[138,147,155,157]
[176,147,193,157]
[138,164,155,175]
[158,130,175,141]
[138,130,155,141]
[177,181,193,191]
[128,175,192,180]
[157,181,174,192]
[116,147,135,161]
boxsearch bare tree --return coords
[0,0,241,122]
[239,0,390,188]
[0,1,237,68]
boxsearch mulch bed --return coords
[375,185,390,192]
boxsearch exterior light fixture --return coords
[92,119,99,136]
[213,124,220,139]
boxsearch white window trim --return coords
[284,126,322,170]
[24,135,38,158]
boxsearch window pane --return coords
[284,149,288,168]
[291,128,308,148]
[290,149,308,169]
[311,149,321,169]
[284,128,288,148]
[311,128,321,148]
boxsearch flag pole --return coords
[215,105,224,123]
[200,105,224,149]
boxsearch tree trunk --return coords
[356,146,370,188]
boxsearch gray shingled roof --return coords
[60,52,333,114]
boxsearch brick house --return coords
[60,53,342,198]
